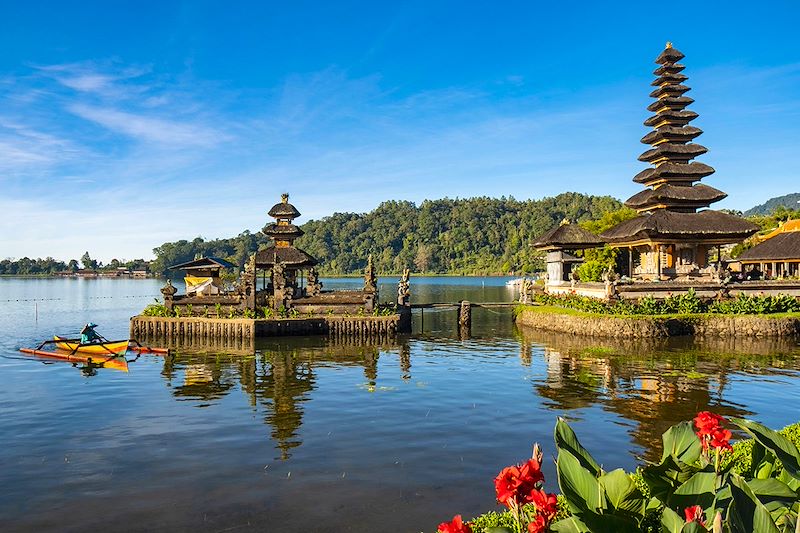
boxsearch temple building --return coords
[737,219,800,279]
[254,193,319,310]
[168,256,235,296]
[601,43,758,280]
[532,221,603,284]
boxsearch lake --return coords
[1,276,799,532]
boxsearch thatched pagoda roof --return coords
[268,193,301,219]
[263,222,304,239]
[533,223,604,251]
[633,162,714,185]
[254,246,317,268]
[601,210,758,243]
[738,232,800,262]
[625,184,727,210]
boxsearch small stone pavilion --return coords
[601,43,758,280]
[532,221,603,284]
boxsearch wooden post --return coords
[458,301,471,338]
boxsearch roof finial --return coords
[666,41,673,49]
[560,218,571,226]
[281,193,289,203]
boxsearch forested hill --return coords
[150,193,623,275]
[744,193,800,216]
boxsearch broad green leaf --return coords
[670,471,718,511]
[557,448,603,514]
[747,478,800,505]
[549,517,586,533]
[577,511,641,533]
[642,454,699,504]
[752,441,777,479]
[731,418,800,481]
[681,521,710,533]
[661,506,685,533]
[662,421,703,464]
[728,475,781,533]
[485,528,514,533]
[555,417,601,476]
[598,469,646,516]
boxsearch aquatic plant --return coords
[439,414,800,532]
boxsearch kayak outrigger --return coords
[18,323,170,372]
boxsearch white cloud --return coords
[67,103,228,147]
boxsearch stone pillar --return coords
[161,280,177,311]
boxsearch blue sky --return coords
[1,1,799,262]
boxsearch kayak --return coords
[19,347,129,372]
[53,336,130,355]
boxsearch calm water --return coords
[1,277,799,532]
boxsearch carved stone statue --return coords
[307,267,322,297]
[519,278,533,304]
[160,279,177,298]
[272,262,286,292]
[397,268,411,306]
[364,254,377,294]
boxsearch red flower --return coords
[693,411,732,451]
[528,489,559,521]
[494,458,545,507]
[684,505,705,526]
[528,514,552,533]
[437,515,472,533]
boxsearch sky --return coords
[1,1,799,262]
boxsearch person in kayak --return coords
[80,323,102,344]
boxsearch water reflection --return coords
[519,327,800,460]
[159,336,408,459]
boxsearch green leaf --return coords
[746,478,800,505]
[731,418,800,481]
[598,469,646,517]
[549,517,586,533]
[557,448,603,514]
[642,454,699,505]
[681,522,710,533]
[662,421,703,465]
[670,471,718,511]
[661,507,685,533]
[555,417,601,476]
[485,528,514,533]
[728,475,781,533]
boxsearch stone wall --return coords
[515,307,800,338]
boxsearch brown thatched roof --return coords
[633,162,714,184]
[625,184,727,209]
[169,257,235,271]
[641,126,702,145]
[254,246,317,268]
[656,45,685,64]
[643,110,698,128]
[263,223,304,239]
[268,198,301,218]
[738,232,800,262]
[646,96,694,112]
[601,210,758,243]
[653,63,685,77]
[533,223,604,250]
[638,143,707,164]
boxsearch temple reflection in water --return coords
[519,329,799,460]
[157,328,799,463]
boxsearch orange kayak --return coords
[53,336,130,355]
[19,347,129,372]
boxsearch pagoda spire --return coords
[626,43,727,213]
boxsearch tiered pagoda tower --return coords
[255,194,317,307]
[602,43,757,280]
